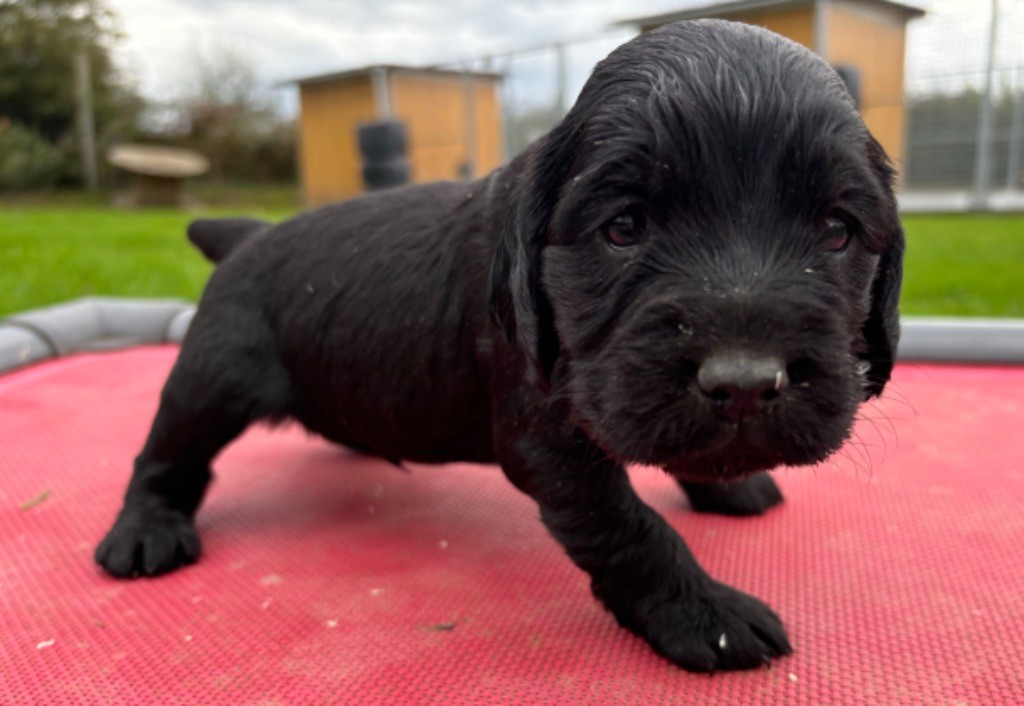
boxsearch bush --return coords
[0,121,65,190]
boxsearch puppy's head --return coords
[490,20,903,482]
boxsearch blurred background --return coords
[1,0,1022,319]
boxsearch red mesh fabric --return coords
[1,346,1022,704]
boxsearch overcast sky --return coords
[105,0,1024,114]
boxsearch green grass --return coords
[0,203,296,317]
[901,214,1024,317]
[0,182,303,211]
[0,204,1022,318]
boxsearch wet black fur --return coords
[96,20,903,672]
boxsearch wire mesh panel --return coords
[903,1,1024,194]
[492,31,633,160]
[448,3,1024,206]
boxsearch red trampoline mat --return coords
[1,347,1022,705]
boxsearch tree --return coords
[0,0,140,184]
[167,44,295,183]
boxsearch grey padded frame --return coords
[0,298,194,373]
[897,318,1024,363]
[1,297,1023,375]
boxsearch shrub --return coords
[0,120,65,190]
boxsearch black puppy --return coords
[96,20,903,672]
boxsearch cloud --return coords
[106,0,1021,116]
[106,0,684,103]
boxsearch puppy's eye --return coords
[603,213,643,250]
[822,213,851,253]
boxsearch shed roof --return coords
[290,64,502,88]
[615,0,925,28]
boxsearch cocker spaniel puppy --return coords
[97,19,903,672]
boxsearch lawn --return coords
[898,214,1024,317]
[0,206,294,316]
[1,206,1022,318]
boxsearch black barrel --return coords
[834,65,862,109]
[357,120,410,191]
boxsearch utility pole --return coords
[74,48,99,191]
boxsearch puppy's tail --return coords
[187,218,270,264]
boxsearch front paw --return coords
[95,507,201,578]
[681,472,784,517]
[617,579,791,672]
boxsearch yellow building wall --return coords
[299,72,503,205]
[641,3,910,168]
[825,2,909,168]
[472,80,504,178]
[390,73,503,184]
[298,77,377,206]
[729,7,816,49]
[643,7,814,47]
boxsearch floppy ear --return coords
[489,119,581,388]
[859,136,905,399]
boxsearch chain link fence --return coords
[903,0,1024,198]
[448,2,1024,209]
[449,30,633,159]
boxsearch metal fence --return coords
[447,2,1024,208]
[448,30,634,158]
[903,0,1024,199]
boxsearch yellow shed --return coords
[294,65,504,206]
[617,0,925,168]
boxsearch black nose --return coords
[697,352,789,423]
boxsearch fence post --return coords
[371,67,393,119]
[813,0,830,57]
[461,63,479,179]
[972,0,1000,208]
[1007,67,1023,191]
[503,53,516,162]
[74,49,98,191]
[555,42,568,115]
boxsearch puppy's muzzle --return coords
[697,352,788,424]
